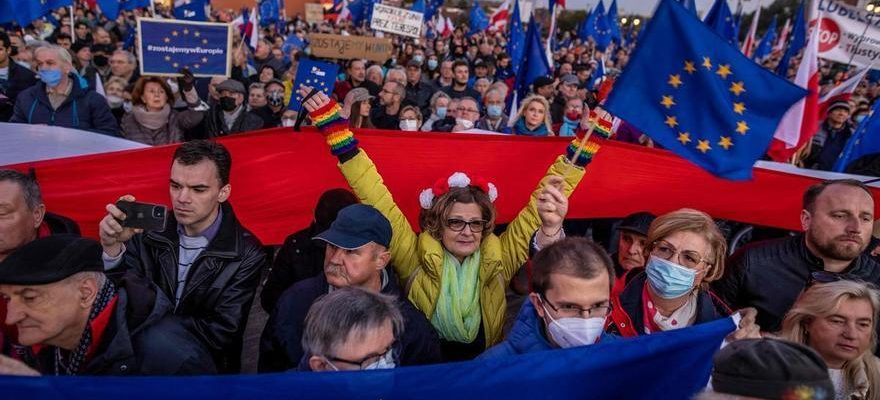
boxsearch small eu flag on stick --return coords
[289,59,339,112]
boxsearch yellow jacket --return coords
[338,150,585,347]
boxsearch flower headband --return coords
[418,172,498,209]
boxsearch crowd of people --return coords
[1,1,880,399]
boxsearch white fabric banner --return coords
[370,4,423,38]
[815,0,880,67]
[0,123,149,166]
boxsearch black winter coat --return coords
[0,61,38,122]
[260,224,325,312]
[113,202,266,373]
[34,278,215,376]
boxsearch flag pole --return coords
[70,5,75,44]
[845,19,871,70]
[568,109,610,166]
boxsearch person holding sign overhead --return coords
[296,84,605,361]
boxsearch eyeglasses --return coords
[459,108,480,114]
[541,295,611,319]
[326,343,396,370]
[650,240,709,270]
[445,218,488,233]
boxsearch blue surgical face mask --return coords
[487,104,503,118]
[413,55,424,64]
[39,68,63,87]
[436,106,447,118]
[645,255,696,299]
[427,59,438,70]
[855,114,867,124]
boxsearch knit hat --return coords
[827,99,852,114]
[711,338,834,400]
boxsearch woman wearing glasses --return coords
[298,86,602,360]
[606,208,735,337]
[780,280,880,399]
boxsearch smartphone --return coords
[116,200,168,232]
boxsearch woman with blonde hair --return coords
[298,85,604,360]
[512,94,554,136]
[606,208,738,337]
[781,280,880,399]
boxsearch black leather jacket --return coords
[115,202,266,372]
[713,234,880,333]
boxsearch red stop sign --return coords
[808,18,841,53]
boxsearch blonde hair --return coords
[646,208,727,286]
[781,281,880,398]
[515,94,554,135]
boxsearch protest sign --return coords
[137,18,232,77]
[815,0,880,67]
[370,3,423,38]
[305,3,325,24]
[289,59,339,112]
[308,33,394,62]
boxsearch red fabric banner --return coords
[5,128,876,245]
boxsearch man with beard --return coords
[258,204,441,372]
[369,80,404,130]
[714,179,880,335]
[440,60,481,101]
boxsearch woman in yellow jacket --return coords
[299,86,603,360]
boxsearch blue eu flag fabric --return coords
[174,0,208,21]
[833,101,880,172]
[507,0,525,76]
[776,0,806,76]
[468,3,489,36]
[259,0,280,26]
[2,0,72,27]
[140,19,230,77]
[703,0,737,46]
[752,15,777,61]
[603,0,807,180]
[515,18,551,101]
[289,59,339,112]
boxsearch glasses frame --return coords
[649,239,710,270]
[326,342,396,370]
[541,294,612,319]
[445,218,488,233]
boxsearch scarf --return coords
[431,250,482,343]
[55,279,117,376]
[513,118,550,136]
[132,104,171,131]
[559,116,579,137]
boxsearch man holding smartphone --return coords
[97,140,266,373]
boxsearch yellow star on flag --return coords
[183,29,189,35]
[194,31,201,37]
[733,102,746,115]
[665,115,679,128]
[716,64,732,79]
[668,74,683,89]
[729,81,746,96]
[677,132,692,145]
[736,121,750,135]
[696,140,712,153]
[702,56,712,70]
[660,95,676,109]
[172,31,178,36]
[718,136,733,150]
[164,37,171,43]
[683,60,696,74]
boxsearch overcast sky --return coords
[540,0,774,16]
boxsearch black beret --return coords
[712,338,834,400]
[0,235,103,285]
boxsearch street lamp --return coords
[621,17,628,25]
[633,18,641,26]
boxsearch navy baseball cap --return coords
[617,212,656,237]
[313,204,392,250]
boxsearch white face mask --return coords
[362,349,396,370]
[541,301,605,348]
[456,118,474,130]
[107,95,124,108]
[281,118,296,128]
[399,119,418,131]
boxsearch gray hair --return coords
[484,89,504,103]
[34,44,73,68]
[112,50,136,65]
[302,287,404,358]
[429,91,451,108]
[0,169,43,210]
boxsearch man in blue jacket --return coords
[480,237,616,358]
[11,44,117,136]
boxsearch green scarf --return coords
[431,250,482,343]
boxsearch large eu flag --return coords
[1,0,72,27]
[603,0,807,180]
[289,58,339,112]
[138,18,231,77]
